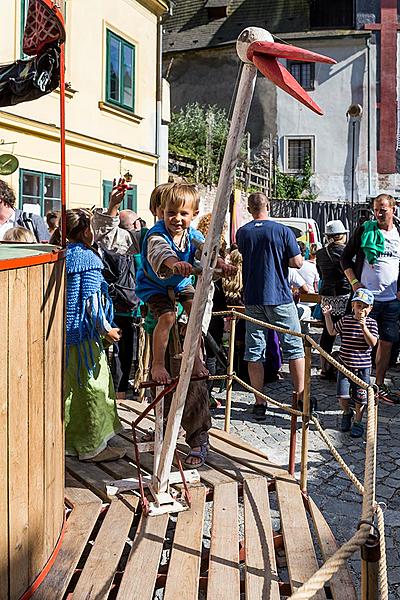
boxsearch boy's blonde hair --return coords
[3,226,35,243]
[149,183,171,216]
[160,182,200,212]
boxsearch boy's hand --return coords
[172,261,193,277]
[359,316,367,328]
[322,304,332,315]
[105,328,122,343]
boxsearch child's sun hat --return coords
[351,288,374,306]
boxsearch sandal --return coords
[184,443,209,467]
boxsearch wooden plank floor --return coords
[32,399,357,599]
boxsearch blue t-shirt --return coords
[236,219,300,305]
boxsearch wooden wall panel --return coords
[51,261,65,534]
[0,271,9,600]
[2,254,65,599]
[43,261,65,556]
[8,268,29,599]
[27,265,46,582]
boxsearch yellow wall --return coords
[0,0,168,225]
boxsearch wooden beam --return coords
[156,61,258,493]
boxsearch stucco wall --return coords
[164,45,277,150]
[0,0,168,221]
[276,35,378,202]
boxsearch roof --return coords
[163,0,311,53]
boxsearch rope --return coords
[307,335,370,390]
[289,526,371,599]
[135,305,390,597]
[134,323,147,393]
[213,310,371,389]
[233,374,302,417]
[376,503,389,600]
[310,414,364,494]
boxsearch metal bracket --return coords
[106,469,200,498]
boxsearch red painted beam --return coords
[378,0,398,174]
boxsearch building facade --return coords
[163,0,398,203]
[0,0,169,224]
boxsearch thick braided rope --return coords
[310,414,364,494]
[289,389,378,599]
[376,503,389,600]
[233,374,302,417]
[213,310,370,389]
[134,323,147,392]
[306,335,370,389]
[288,526,370,599]
[234,374,368,494]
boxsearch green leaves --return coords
[275,156,317,200]
[169,103,229,184]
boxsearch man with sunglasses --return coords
[342,194,400,403]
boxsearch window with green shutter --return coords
[106,30,135,113]
[20,169,61,216]
[102,180,137,212]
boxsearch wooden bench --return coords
[33,400,357,600]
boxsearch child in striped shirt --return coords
[322,288,378,438]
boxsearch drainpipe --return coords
[366,36,372,197]
[155,15,162,186]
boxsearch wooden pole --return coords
[224,315,237,433]
[153,386,163,490]
[139,332,151,401]
[288,391,298,476]
[361,532,380,600]
[156,52,259,493]
[300,339,312,492]
[59,43,66,247]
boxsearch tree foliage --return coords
[168,103,231,184]
[275,157,317,200]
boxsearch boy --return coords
[323,288,378,438]
[149,182,171,221]
[136,182,234,384]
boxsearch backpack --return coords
[100,247,140,314]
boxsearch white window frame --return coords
[283,135,315,174]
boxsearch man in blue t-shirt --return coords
[236,193,305,421]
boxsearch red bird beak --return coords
[247,41,336,115]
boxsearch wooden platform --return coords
[33,400,357,600]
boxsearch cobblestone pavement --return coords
[210,345,400,598]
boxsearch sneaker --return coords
[350,421,364,438]
[252,402,267,421]
[341,409,354,432]
[377,384,400,405]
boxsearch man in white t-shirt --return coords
[0,180,49,242]
[342,194,400,403]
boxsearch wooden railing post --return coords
[153,386,164,491]
[288,391,298,476]
[300,339,312,492]
[224,314,237,433]
[361,531,380,600]
[139,332,151,401]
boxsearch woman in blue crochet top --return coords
[64,209,126,462]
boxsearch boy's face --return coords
[164,200,197,235]
[352,301,372,320]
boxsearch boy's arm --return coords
[147,236,192,277]
[322,305,336,336]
